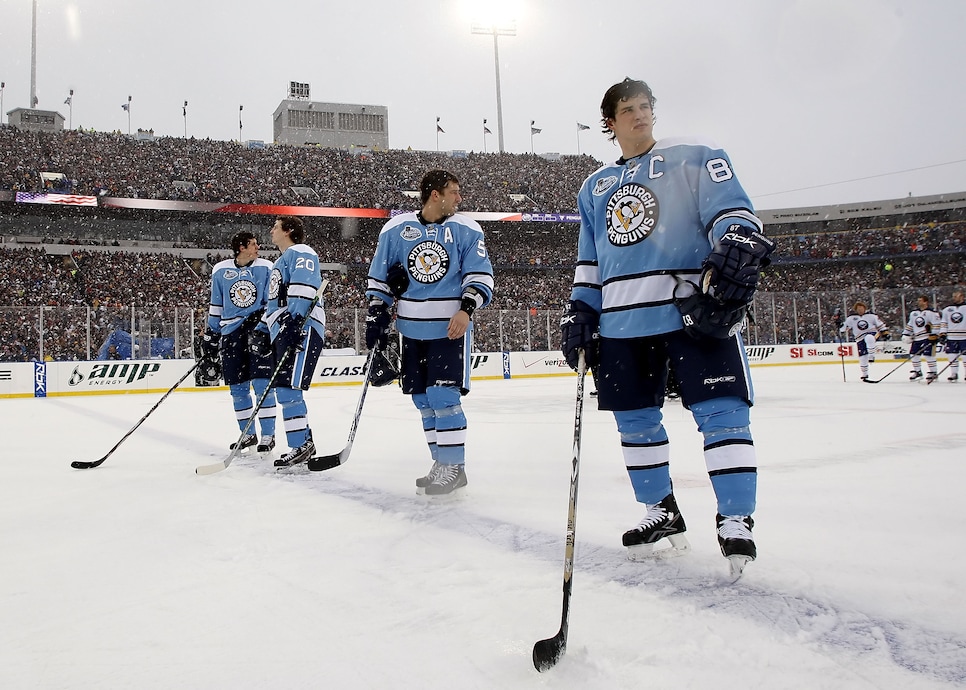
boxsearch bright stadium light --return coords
[471,18,516,154]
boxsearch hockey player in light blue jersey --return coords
[366,170,494,496]
[561,78,774,579]
[197,231,277,453]
[250,217,326,468]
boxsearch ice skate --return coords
[257,435,275,453]
[274,438,315,467]
[622,493,690,560]
[909,370,923,381]
[717,514,756,581]
[415,461,443,495]
[424,463,467,497]
[230,434,257,451]
[949,373,959,382]
[925,372,938,383]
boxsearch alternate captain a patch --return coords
[408,241,450,284]
[606,183,660,247]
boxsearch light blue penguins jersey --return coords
[570,136,764,339]
[264,243,325,340]
[367,212,495,340]
[207,257,273,336]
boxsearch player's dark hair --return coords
[277,216,305,244]
[420,170,459,204]
[600,77,657,142]
[231,230,257,257]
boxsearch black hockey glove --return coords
[275,311,305,352]
[832,308,844,330]
[249,326,272,358]
[195,330,221,386]
[701,225,775,305]
[365,299,391,350]
[386,262,410,298]
[560,300,600,371]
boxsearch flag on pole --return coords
[484,125,492,134]
[436,124,445,133]
[531,127,542,135]
[64,96,72,106]
[121,103,129,111]
[577,122,590,130]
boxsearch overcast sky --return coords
[3,0,966,210]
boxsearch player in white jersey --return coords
[939,290,966,381]
[839,301,888,381]
[251,217,326,467]
[366,170,494,497]
[196,231,277,452]
[561,78,773,578]
[901,295,942,381]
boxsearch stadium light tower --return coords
[30,0,38,108]
[471,19,515,154]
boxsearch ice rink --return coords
[2,362,965,689]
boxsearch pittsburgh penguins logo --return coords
[606,183,659,246]
[268,269,282,300]
[408,241,449,284]
[230,279,258,309]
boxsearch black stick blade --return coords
[532,631,566,672]
[306,453,341,472]
[71,458,106,469]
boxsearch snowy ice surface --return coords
[2,364,965,689]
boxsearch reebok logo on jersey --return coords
[606,183,659,247]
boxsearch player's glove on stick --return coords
[249,326,272,358]
[365,299,391,350]
[560,300,600,371]
[275,311,305,352]
[702,225,775,304]
[196,329,222,386]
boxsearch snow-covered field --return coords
[2,363,964,689]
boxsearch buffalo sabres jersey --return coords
[902,308,941,341]
[367,211,494,340]
[264,243,325,340]
[570,136,764,338]
[207,257,273,336]
[841,313,886,342]
[941,303,966,340]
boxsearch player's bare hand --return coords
[448,311,470,339]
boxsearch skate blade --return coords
[418,487,467,502]
[727,555,753,582]
[626,534,691,562]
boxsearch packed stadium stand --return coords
[1,125,963,360]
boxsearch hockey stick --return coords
[832,309,846,382]
[196,282,327,475]
[71,363,199,469]
[533,350,587,673]
[306,347,378,472]
[926,359,953,385]
[862,357,908,384]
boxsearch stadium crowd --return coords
[0,127,600,214]
[0,126,963,359]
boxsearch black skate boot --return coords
[621,493,690,560]
[424,463,467,497]
[230,434,257,451]
[257,435,275,453]
[274,438,315,467]
[949,373,959,382]
[415,461,443,495]
[717,513,756,580]
[925,372,938,383]
[909,370,923,381]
